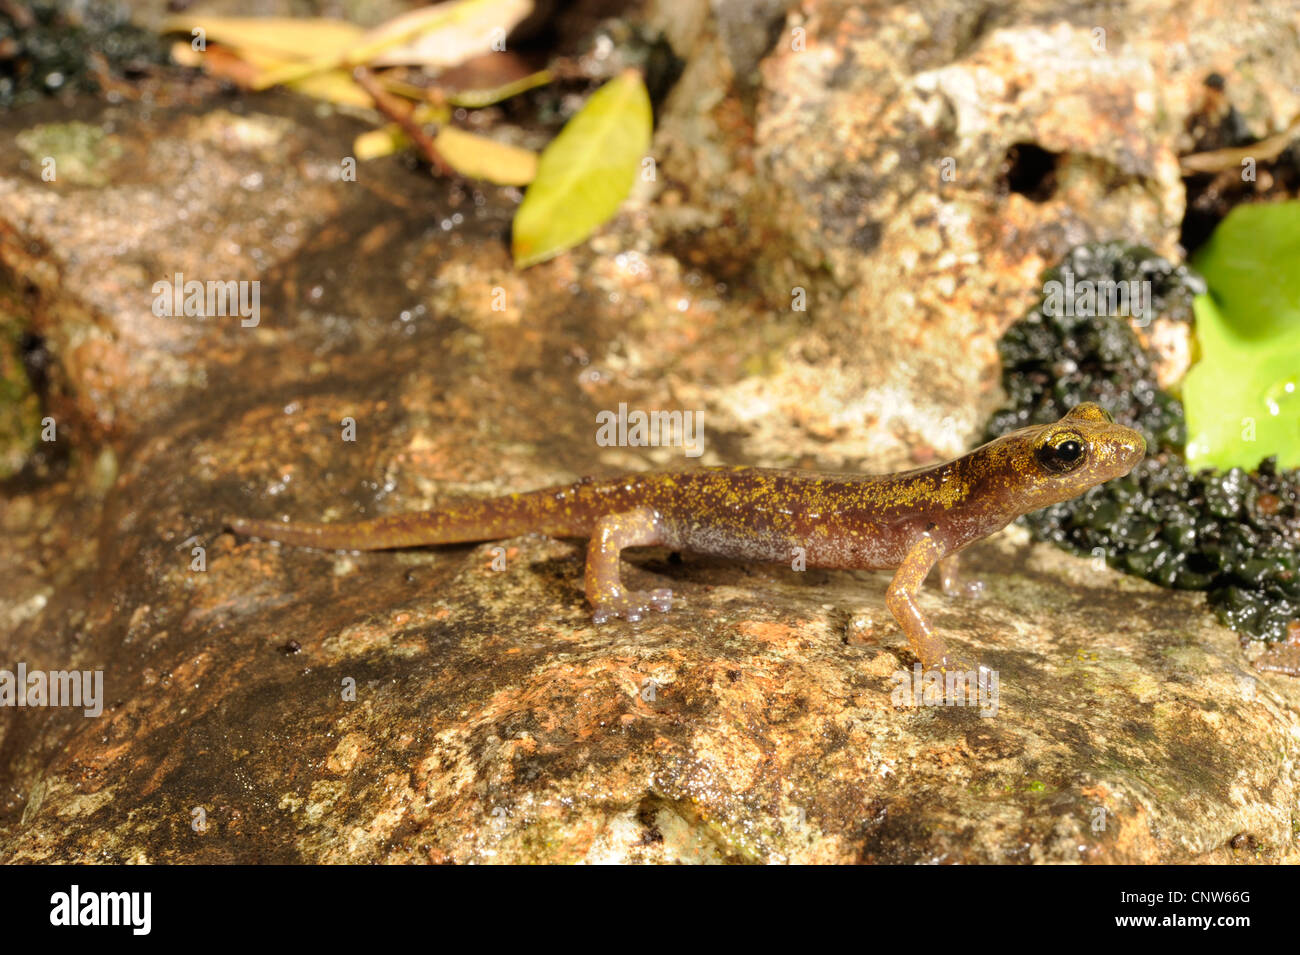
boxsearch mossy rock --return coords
[15,122,122,188]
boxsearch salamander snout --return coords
[1101,422,1147,476]
[1081,423,1146,484]
[1118,429,1146,465]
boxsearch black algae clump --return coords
[988,242,1300,644]
[0,1,165,109]
[986,243,1199,453]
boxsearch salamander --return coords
[227,402,1145,670]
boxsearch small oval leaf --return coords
[511,69,652,268]
[1183,200,1300,471]
[435,127,537,185]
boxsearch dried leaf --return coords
[434,126,537,184]
[161,16,362,62]
[368,0,534,68]
[252,0,533,90]
[353,104,453,160]
[287,70,375,108]
[173,38,373,107]
[354,125,410,161]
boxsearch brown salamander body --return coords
[228,402,1144,669]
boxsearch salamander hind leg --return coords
[585,507,673,624]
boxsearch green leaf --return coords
[1182,201,1300,471]
[511,69,652,268]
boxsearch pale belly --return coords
[656,511,923,571]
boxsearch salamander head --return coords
[982,402,1146,515]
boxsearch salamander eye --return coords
[1036,435,1086,474]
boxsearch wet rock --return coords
[0,99,356,444]
[650,0,1300,465]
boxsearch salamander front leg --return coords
[585,507,673,624]
[886,534,961,670]
[937,553,984,599]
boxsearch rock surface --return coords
[1,0,1299,863]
